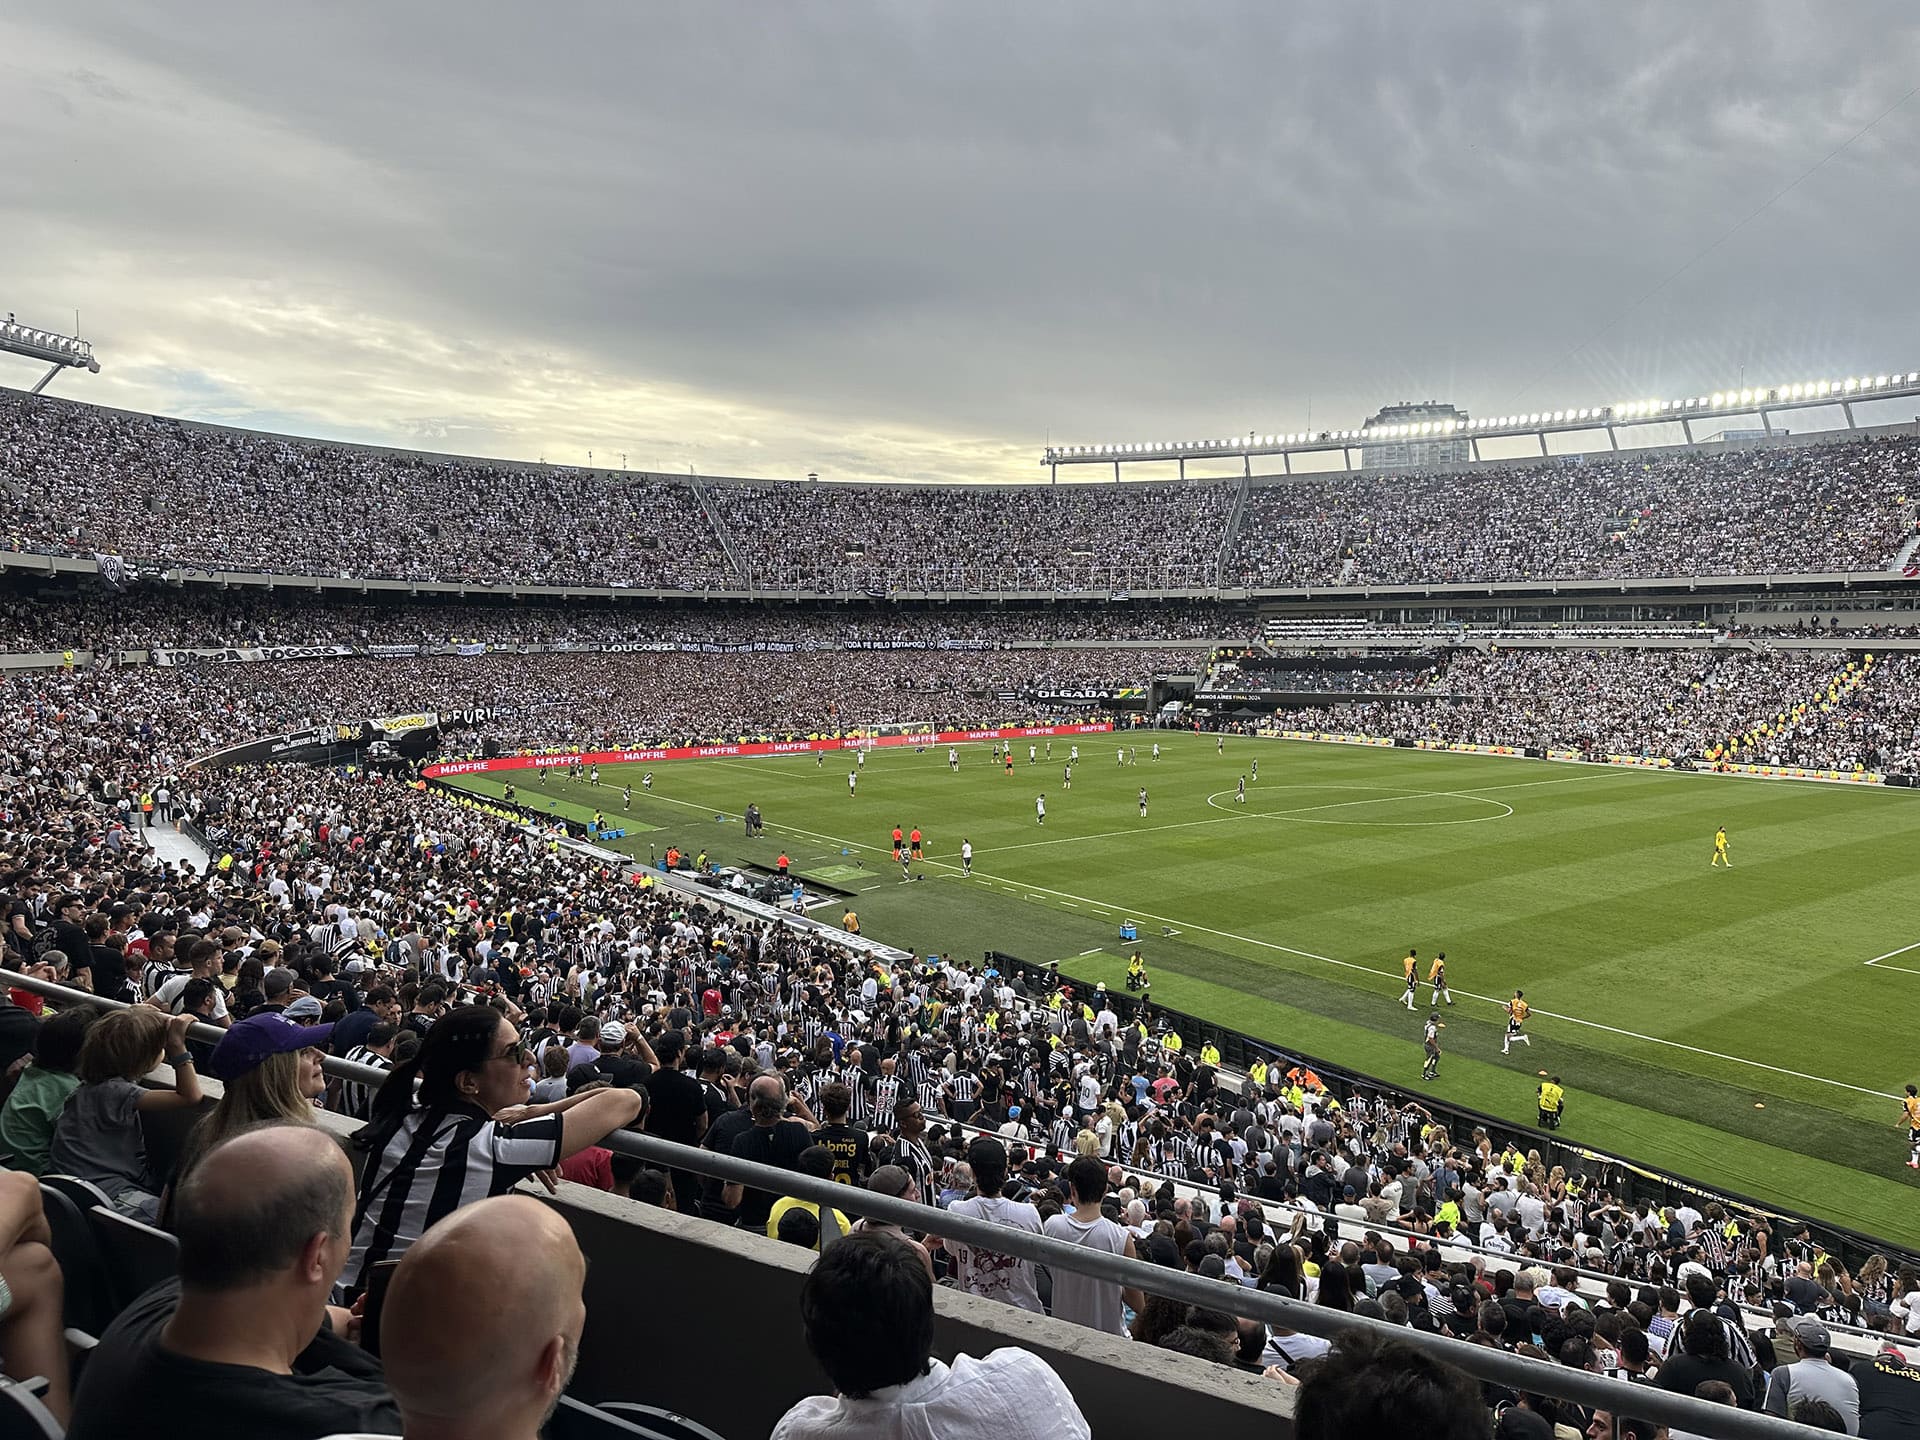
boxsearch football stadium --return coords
[7,7,1920,1438]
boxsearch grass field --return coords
[444,733,1920,1246]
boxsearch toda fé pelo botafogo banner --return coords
[420,722,1115,778]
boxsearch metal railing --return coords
[0,968,1839,1439]
[984,950,1919,1274]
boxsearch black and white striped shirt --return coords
[336,1046,393,1122]
[343,1105,565,1293]
[894,1137,934,1201]
[839,1067,870,1122]
[870,1074,902,1122]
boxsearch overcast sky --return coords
[4,3,1918,483]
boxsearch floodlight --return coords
[0,315,101,395]
[1876,374,1889,387]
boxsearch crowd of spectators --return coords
[6,620,1920,1434]
[0,588,1241,655]
[1205,652,1447,695]
[5,647,1194,766]
[1227,435,1920,586]
[13,747,1920,1434]
[10,389,1920,596]
[702,478,1237,594]
[1273,647,1920,773]
[0,391,738,589]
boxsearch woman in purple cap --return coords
[165,1011,333,1208]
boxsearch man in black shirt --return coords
[591,1021,654,1090]
[811,1082,873,1187]
[47,895,96,988]
[700,1092,756,1224]
[81,916,132,1003]
[643,1031,707,1145]
[723,1075,814,1231]
[66,1122,400,1440]
[644,1029,707,1209]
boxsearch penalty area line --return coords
[1865,940,1920,974]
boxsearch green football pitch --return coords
[444,733,1920,1246]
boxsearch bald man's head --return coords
[381,1196,587,1427]
[748,1074,787,1123]
[175,1123,352,1292]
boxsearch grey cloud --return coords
[3,1,1919,481]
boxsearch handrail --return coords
[983,951,1920,1272]
[0,969,1842,1439]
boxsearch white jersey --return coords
[961,841,973,863]
[1036,797,1046,819]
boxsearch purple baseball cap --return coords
[205,1012,335,1081]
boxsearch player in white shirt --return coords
[961,839,973,875]
[1063,764,1072,790]
[1028,744,1036,764]
[848,770,857,796]
[948,747,958,771]
[1035,794,1046,825]
[1151,742,1160,761]
[1070,745,1079,762]
[1138,788,1148,817]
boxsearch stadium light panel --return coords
[1876,374,1889,387]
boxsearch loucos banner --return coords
[421,721,1115,779]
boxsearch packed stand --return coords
[1204,651,1447,695]
[0,587,1243,655]
[704,478,1237,593]
[6,658,1920,1436]
[1228,435,1920,586]
[0,390,739,588]
[1273,647,1920,771]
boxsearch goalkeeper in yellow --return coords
[1711,825,1731,868]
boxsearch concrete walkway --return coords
[139,822,210,876]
